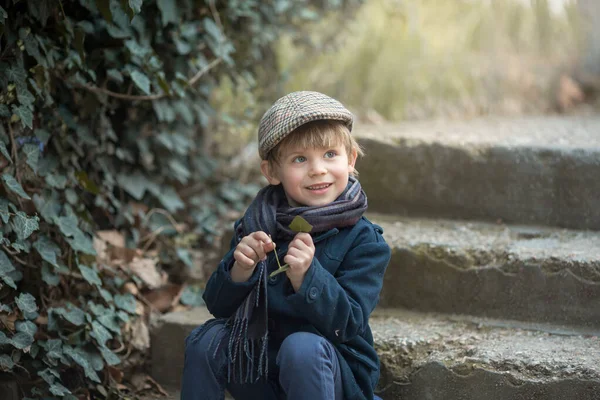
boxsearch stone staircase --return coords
[150,115,600,399]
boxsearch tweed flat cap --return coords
[258,91,354,159]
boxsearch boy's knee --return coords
[184,322,226,360]
[276,332,330,368]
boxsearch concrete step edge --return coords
[370,213,600,329]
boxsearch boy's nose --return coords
[308,161,327,176]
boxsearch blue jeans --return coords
[181,321,344,400]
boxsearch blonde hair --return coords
[266,120,364,175]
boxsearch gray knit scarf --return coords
[200,176,367,384]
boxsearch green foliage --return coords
[0,0,359,398]
[279,0,582,120]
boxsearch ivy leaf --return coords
[0,6,7,22]
[34,235,61,266]
[23,143,40,173]
[78,264,102,286]
[16,320,38,336]
[114,294,137,314]
[0,331,10,345]
[11,331,34,349]
[51,304,86,326]
[45,339,63,360]
[11,104,34,129]
[33,191,61,223]
[0,354,14,370]
[0,197,10,223]
[90,320,112,346]
[0,250,17,289]
[16,292,38,320]
[99,345,120,365]
[180,285,205,307]
[17,84,35,107]
[2,174,31,199]
[0,142,11,163]
[289,216,313,233]
[117,172,148,200]
[130,70,151,95]
[12,212,40,241]
[128,0,143,15]
[6,66,27,85]
[0,104,9,118]
[107,69,124,83]
[157,0,178,26]
[42,264,61,286]
[63,345,101,383]
[45,173,68,189]
[96,0,112,22]
[49,382,71,396]
[67,231,97,255]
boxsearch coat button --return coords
[268,275,278,285]
[308,287,318,299]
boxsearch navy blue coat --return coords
[203,216,391,400]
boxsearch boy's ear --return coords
[348,148,358,173]
[260,160,281,185]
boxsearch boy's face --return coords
[261,143,357,207]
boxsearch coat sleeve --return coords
[285,224,391,344]
[202,221,261,318]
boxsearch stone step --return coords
[150,306,600,400]
[370,213,600,331]
[354,115,600,231]
[371,309,600,400]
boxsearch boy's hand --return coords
[284,233,315,291]
[233,231,275,270]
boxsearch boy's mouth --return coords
[307,183,332,191]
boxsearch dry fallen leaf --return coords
[130,318,150,351]
[143,284,182,313]
[97,230,125,248]
[128,257,163,289]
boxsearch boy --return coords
[181,91,391,400]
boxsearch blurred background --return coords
[210,0,598,161]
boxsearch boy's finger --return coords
[245,237,267,260]
[251,231,272,244]
[239,243,262,262]
[234,250,256,268]
[293,233,314,249]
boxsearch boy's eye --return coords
[324,151,336,158]
[293,156,306,163]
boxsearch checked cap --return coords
[258,91,354,159]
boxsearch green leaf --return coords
[49,382,71,396]
[23,143,39,173]
[0,142,11,163]
[130,70,151,95]
[45,173,68,189]
[79,264,102,286]
[176,248,193,269]
[96,0,112,22]
[90,320,112,347]
[2,174,31,200]
[67,231,96,255]
[180,286,205,306]
[75,170,100,194]
[0,250,17,289]
[0,331,10,345]
[0,197,10,224]
[63,345,101,383]
[45,339,63,360]
[289,216,313,233]
[114,294,136,314]
[34,235,61,266]
[42,264,61,286]
[16,293,38,319]
[157,0,178,26]
[57,214,81,237]
[17,84,35,106]
[128,0,143,14]
[6,66,27,85]
[0,6,7,22]
[51,304,86,326]
[0,105,9,118]
[12,212,39,241]
[99,345,121,365]
[33,191,61,223]
[117,172,148,200]
[11,104,33,129]
[0,354,14,371]
[16,320,38,336]
[11,331,34,349]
